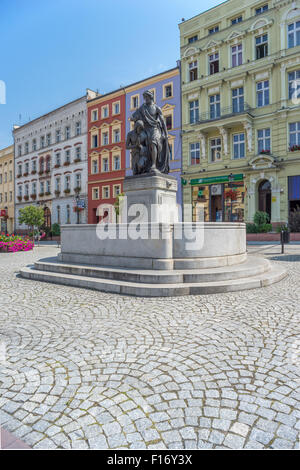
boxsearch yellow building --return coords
[0,145,14,233]
[179,0,300,224]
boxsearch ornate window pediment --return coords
[204,40,221,51]
[249,17,273,32]
[225,30,245,42]
[249,154,277,170]
[161,103,175,111]
[183,46,199,58]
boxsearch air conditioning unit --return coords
[211,185,222,196]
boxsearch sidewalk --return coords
[0,427,31,450]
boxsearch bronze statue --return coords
[126,90,170,175]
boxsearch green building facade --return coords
[179,0,300,224]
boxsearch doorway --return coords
[43,207,51,229]
[211,195,222,221]
[258,180,271,221]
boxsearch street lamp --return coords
[74,186,81,225]
[228,173,234,222]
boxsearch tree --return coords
[19,205,44,242]
[114,193,125,222]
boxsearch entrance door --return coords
[258,180,271,221]
[211,195,222,222]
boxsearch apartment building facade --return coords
[0,145,14,233]
[87,89,126,224]
[179,0,300,224]
[13,92,96,233]
[125,66,182,205]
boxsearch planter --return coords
[45,192,51,197]
[23,173,29,177]
[63,162,71,167]
[31,171,37,175]
[289,145,300,152]
[54,191,61,197]
[31,194,37,200]
[74,159,81,163]
[39,193,44,197]
[38,171,44,176]
[24,196,29,201]
[64,190,71,195]
[17,175,22,179]
[54,164,60,169]
[17,196,22,202]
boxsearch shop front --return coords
[190,174,246,222]
[288,175,300,214]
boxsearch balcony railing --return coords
[196,103,253,124]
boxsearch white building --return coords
[14,90,98,233]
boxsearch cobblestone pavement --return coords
[0,245,299,450]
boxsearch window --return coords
[55,129,61,143]
[32,139,37,151]
[55,153,61,166]
[114,185,121,197]
[113,102,120,114]
[113,155,120,170]
[46,158,51,172]
[166,115,173,130]
[66,205,71,224]
[188,35,198,43]
[113,129,120,143]
[92,109,98,121]
[209,25,219,35]
[76,121,81,135]
[289,122,300,147]
[65,127,71,140]
[256,34,268,59]
[32,182,37,195]
[65,175,70,190]
[40,135,45,148]
[57,205,61,224]
[102,186,110,199]
[65,150,71,163]
[40,182,44,194]
[18,145,22,157]
[92,134,98,148]
[25,142,29,154]
[209,53,219,75]
[231,16,242,25]
[24,184,29,196]
[258,128,271,153]
[231,44,242,67]
[9,170,12,181]
[232,87,244,113]
[92,187,99,199]
[189,61,198,81]
[75,146,81,161]
[24,162,29,174]
[255,4,268,15]
[164,84,173,98]
[210,94,220,119]
[9,191,12,202]
[288,21,300,49]
[257,80,269,107]
[4,172,7,182]
[189,100,199,124]
[288,70,300,99]
[46,180,50,194]
[92,159,98,174]
[102,132,109,145]
[190,143,200,165]
[18,186,22,197]
[102,158,109,172]
[131,96,139,109]
[55,177,60,192]
[75,173,81,189]
[18,164,22,176]
[210,138,222,162]
[45,133,50,146]
[233,133,245,159]
[102,106,109,118]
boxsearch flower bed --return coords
[0,234,34,253]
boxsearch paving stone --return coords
[223,433,245,449]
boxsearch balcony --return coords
[196,103,253,124]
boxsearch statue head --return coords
[143,90,154,105]
[134,120,144,134]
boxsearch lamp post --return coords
[228,173,234,222]
[74,187,81,225]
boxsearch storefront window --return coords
[224,182,245,222]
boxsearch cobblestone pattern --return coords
[0,245,299,449]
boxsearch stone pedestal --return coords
[121,173,179,223]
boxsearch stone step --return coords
[33,257,270,284]
[20,263,287,297]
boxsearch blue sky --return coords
[0,0,222,148]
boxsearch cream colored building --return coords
[179,0,300,224]
[0,145,14,233]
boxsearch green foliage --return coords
[246,223,258,233]
[289,206,300,232]
[114,193,125,217]
[256,223,273,233]
[19,206,44,232]
[276,224,289,233]
[52,223,61,236]
[253,211,270,226]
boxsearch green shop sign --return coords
[190,174,244,186]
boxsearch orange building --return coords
[87,89,126,224]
